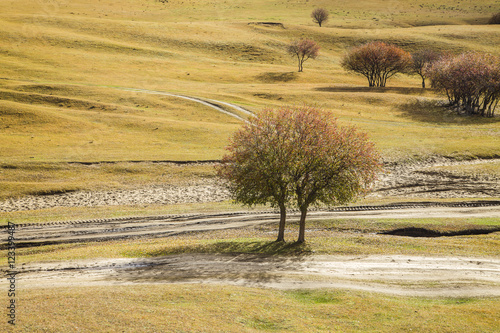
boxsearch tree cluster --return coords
[217,106,381,243]
[426,52,500,117]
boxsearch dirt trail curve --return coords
[118,87,253,122]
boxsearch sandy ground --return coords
[4,254,500,297]
[2,158,500,297]
[1,158,499,212]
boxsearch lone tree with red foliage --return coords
[427,52,500,117]
[288,38,320,72]
[411,49,442,88]
[341,41,412,87]
[311,8,329,27]
[217,106,381,243]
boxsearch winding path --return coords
[117,87,253,122]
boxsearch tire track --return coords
[118,87,253,122]
[2,201,499,249]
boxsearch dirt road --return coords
[5,254,500,297]
[2,202,499,297]
[5,202,500,248]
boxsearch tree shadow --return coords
[398,98,500,124]
[113,241,311,285]
[145,239,313,257]
[255,72,297,83]
[315,86,428,95]
[381,226,500,238]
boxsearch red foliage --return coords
[341,41,412,87]
[217,105,381,242]
[287,38,320,72]
[427,52,500,117]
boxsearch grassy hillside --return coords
[0,0,499,202]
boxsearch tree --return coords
[217,105,381,243]
[411,49,442,88]
[341,41,412,87]
[288,38,320,72]
[311,8,329,27]
[427,52,500,117]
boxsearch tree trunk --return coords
[422,77,426,89]
[297,207,308,243]
[276,203,286,242]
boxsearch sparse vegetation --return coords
[1,0,499,331]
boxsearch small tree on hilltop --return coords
[341,41,412,87]
[311,8,329,27]
[288,38,320,72]
[217,105,381,243]
[411,49,442,88]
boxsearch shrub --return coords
[411,49,443,88]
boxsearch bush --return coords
[427,52,500,117]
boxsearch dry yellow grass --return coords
[2,284,498,332]
[1,0,499,165]
[1,3,499,332]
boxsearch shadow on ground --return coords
[255,72,297,83]
[144,239,313,257]
[397,99,499,124]
[315,86,428,95]
[381,226,500,237]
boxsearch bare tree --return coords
[288,39,320,72]
[311,8,329,27]
[411,49,442,88]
